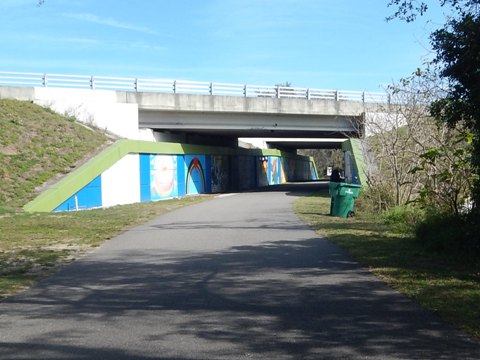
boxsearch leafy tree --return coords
[429,12,480,212]
[387,1,480,256]
[411,124,473,214]
[387,0,480,214]
[357,67,472,214]
[386,0,479,22]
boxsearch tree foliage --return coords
[359,67,473,214]
[430,12,480,209]
[386,0,480,22]
[386,0,480,255]
[388,0,480,214]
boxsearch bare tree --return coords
[358,67,473,213]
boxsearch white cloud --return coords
[63,12,158,35]
[129,42,166,52]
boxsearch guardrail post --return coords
[244,84,247,97]
[134,78,138,92]
[42,73,48,87]
[276,86,280,98]
[90,76,95,90]
[335,90,339,101]
[173,80,177,94]
[362,91,365,103]
[209,82,213,95]
[306,88,310,100]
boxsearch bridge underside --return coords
[139,110,363,150]
[262,138,345,150]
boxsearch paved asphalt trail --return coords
[1,183,479,359]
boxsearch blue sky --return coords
[0,0,447,91]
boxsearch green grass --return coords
[0,99,109,211]
[0,99,212,298]
[4,99,478,341]
[0,196,210,298]
[294,192,480,340]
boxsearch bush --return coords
[381,205,425,233]
[415,211,480,256]
[355,186,424,234]
[356,184,396,214]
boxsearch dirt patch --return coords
[0,145,18,155]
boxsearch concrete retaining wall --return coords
[1,86,141,139]
[342,138,367,186]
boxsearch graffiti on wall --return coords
[257,156,269,187]
[54,152,318,212]
[257,156,289,186]
[281,158,288,183]
[211,155,229,192]
[268,157,279,185]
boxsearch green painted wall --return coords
[342,138,367,186]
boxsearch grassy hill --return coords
[0,99,109,212]
[0,99,211,298]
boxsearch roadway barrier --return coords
[0,71,389,103]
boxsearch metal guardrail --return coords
[0,71,389,103]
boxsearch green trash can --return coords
[329,182,362,218]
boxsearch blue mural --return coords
[185,155,206,195]
[268,156,281,185]
[54,176,102,211]
[140,154,151,202]
[53,152,317,212]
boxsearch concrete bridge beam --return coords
[120,91,366,117]
[1,86,368,141]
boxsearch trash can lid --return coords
[338,182,362,188]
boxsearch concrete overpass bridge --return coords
[0,71,387,150]
[0,71,382,212]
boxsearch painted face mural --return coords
[186,157,205,194]
[151,155,177,200]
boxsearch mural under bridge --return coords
[23,140,319,212]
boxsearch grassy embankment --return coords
[2,99,478,341]
[0,99,209,298]
[294,192,480,340]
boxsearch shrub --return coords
[356,184,396,214]
[381,205,425,233]
[415,211,480,256]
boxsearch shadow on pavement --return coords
[247,180,329,196]
[1,236,479,359]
